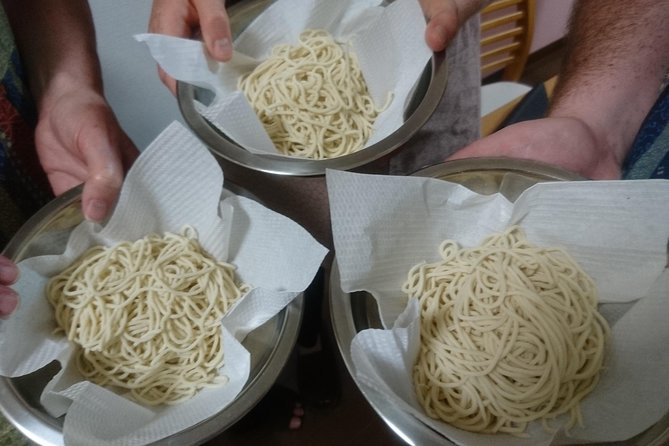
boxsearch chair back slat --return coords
[480,0,535,81]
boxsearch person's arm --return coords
[450,0,669,179]
[148,0,490,94]
[2,0,138,222]
[548,0,669,169]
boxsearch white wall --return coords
[89,0,184,151]
[530,0,575,53]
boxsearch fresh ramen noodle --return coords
[238,28,390,159]
[403,226,609,434]
[46,226,249,406]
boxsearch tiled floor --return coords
[207,355,408,446]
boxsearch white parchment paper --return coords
[0,121,327,446]
[134,0,432,157]
[327,169,669,446]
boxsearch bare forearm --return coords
[2,0,103,108]
[549,0,669,164]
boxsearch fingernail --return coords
[0,289,18,318]
[84,199,108,223]
[0,258,18,284]
[214,38,233,59]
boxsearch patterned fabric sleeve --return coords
[0,5,53,248]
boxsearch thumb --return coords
[193,0,233,61]
[419,0,459,51]
[79,129,125,223]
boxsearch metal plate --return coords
[0,183,302,446]
[329,158,669,446]
[176,0,448,176]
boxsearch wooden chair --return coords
[479,0,542,135]
[480,0,536,81]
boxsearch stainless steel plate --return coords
[329,158,669,446]
[0,183,302,446]
[176,0,448,176]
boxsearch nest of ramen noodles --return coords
[238,29,391,159]
[403,226,610,435]
[46,226,250,406]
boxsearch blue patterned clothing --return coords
[623,82,669,179]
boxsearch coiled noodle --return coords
[238,29,389,159]
[46,226,249,406]
[404,226,609,434]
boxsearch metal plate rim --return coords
[0,183,303,446]
[176,0,448,177]
[329,158,669,446]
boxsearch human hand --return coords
[35,81,139,223]
[0,256,19,318]
[149,0,232,94]
[419,0,482,51]
[147,0,483,94]
[448,117,623,180]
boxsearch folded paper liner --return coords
[327,169,669,446]
[134,0,432,157]
[0,121,327,446]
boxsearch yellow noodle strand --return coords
[46,226,250,406]
[238,29,391,159]
[405,226,609,435]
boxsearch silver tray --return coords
[329,158,669,446]
[0,183,302,446]
[176,0,448,176]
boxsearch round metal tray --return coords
[329,158,669,446]
[176,0,448,176]
[0,183,302,446]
